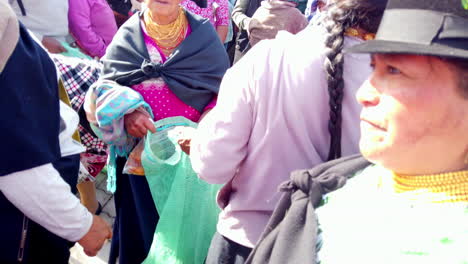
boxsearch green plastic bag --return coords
[60,42,93,60]
[142,117,221,264]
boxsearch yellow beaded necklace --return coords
[144,8,188,56]
[391,170,468,203]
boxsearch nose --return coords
[356,78,380,107]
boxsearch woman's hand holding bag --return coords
[124,110,156,138]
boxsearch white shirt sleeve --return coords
[0,163,93,242]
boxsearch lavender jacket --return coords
[68,0,117,58]
[190,26,372,248]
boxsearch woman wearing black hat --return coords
[246,0,468,263]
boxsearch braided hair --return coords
[323,0,387,161]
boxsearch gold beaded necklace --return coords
[144,8,188,56]
[391,170,468,203]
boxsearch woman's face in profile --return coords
[357,54,468,174]
[145,0,182,18]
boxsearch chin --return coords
[359,139,389,165]
[154,8,172,15]
[360,143,410,172]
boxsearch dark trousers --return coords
[205,232,252,264]
[109,158,159,264]
[24,222,75,264]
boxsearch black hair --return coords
[323,0,387,161]
[443,58,468,99]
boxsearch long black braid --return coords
[323,0,387,161]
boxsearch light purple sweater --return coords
[190,26,372,248]
[68,0,117,58]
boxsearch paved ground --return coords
[69,172,115,264]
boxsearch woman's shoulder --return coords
[244,25,329,76]
[114,12,141,36]
[180,0,201,14]
[107,12,142,47]
[275,24,327,54]
[185,10,213,30]
[317,163,376,210]
[68,0,92,17]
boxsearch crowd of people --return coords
[1,0,467,263]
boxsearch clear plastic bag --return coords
[122,140,145,176]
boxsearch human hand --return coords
[42,36,67,54]
[177,109,210,154]
[124,110,156,138]
[247,19,260,35]
[178,137,192,155]
[176,126,196,155]
[78,215,112,257]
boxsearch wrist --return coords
[73,209,94,242]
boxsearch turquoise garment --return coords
[315,165,468,264]
[60,42,92,60]
[142,117,221,264]
[296,0,308,14]
[85,80,153,192]
[225,0,236,44]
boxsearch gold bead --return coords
[144,7,188,56]
[391,170,468,203]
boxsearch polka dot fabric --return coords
[180,0,230,27]
[133,81,201,122]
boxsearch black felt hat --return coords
[348,0,468,59]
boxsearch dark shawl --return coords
[101,11,230,112]
[246,155,371,264]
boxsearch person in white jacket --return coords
[0,3,111,263]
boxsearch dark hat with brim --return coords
[347,0,468,59]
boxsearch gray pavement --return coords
[69,172,115,264]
